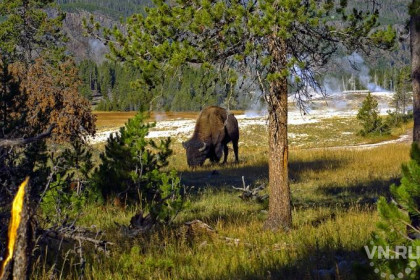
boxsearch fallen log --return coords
[37,225,114,255]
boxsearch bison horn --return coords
[182,141,187,148]
[198,142,207,152]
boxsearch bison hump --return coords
[193,106,227,141]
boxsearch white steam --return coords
[332,52,388,93]
[88,39,107,64]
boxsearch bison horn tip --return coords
[198,142,207,152]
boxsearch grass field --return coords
[32,112,412,280]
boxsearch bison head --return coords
[182,140,208,167]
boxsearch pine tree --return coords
[94,112,183,224]
[357,92,389,136]
[0,0,96,209]
[40,140,96,224]
[394,66,412,116]
[0,0,65,64]
[24,58,96,142]
[367,143,420,278]
[89,0,396,229]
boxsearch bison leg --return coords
[223,144,229,163]
[214,143,223,162]
[209,149,217,162]
[233,140,239,162]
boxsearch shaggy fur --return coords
[183,106,239,167]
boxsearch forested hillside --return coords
[60,0,412,111]
[78,60,257,111]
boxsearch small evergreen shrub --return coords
[385,110,413,129]
[94,112,183,224]
[357,93,390,136]
[40,141,97,223]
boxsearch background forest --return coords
[54,0,412,112]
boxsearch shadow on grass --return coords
[201,247,373,280]
[180,205,266,226]
[293,177,400,210]
[41,228,376,280]
[180,157,343,191]
[321,178,399,199]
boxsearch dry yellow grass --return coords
[94,111,138,130]
[33,110,413,279]
[35,142,411,279]
[94,110,244,131]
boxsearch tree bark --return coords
[410,0,420,238]
[412,3,420,143]
[264,37,292,230]
[0,180,32,280]
[12,192,32,280]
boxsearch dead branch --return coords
[232,176,268,202]
[181,220,252,247]
[38,225,113,254]
[0,125,55,147]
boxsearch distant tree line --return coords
[78,59,259,111]
[79,57,413,112]
[318,65,412,93]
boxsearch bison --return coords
[182,106,239,167]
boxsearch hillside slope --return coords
[61,0,411,64]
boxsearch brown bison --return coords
[182,106,239,167]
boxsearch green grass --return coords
[77,206,377,279]
[32,114,412,279]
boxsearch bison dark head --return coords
[182,140,208,167]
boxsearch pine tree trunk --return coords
[410,1,420,237]
[412,6,420,143]
[264,37,292,230]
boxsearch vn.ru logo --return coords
[364,239,419,279]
